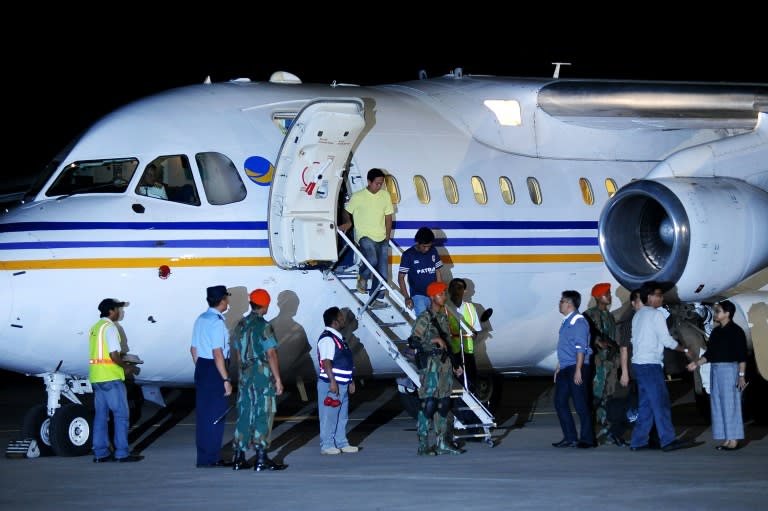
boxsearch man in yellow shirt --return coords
[339,168,394,309]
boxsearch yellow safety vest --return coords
[88,319,125,383]
[449,303,478,354]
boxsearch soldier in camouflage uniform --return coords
[583,283,619,444]
[231,289,287,471]
[410,281,464,456]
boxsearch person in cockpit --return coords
[136,163,168,200]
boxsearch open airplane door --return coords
[268,98,366,269]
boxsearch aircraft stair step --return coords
[5,439,40,458]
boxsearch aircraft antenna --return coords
[418,69,427,80]
[551,62,571,79]
[204,76,212,84]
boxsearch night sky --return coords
[4,8,766,194]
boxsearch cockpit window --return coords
[195,152,247,205]
[46,158,139,197]
[136,155,201,206]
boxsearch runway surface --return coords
[1,370,766,511]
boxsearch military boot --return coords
[253,447,287,471]
[232,450,250,471]
[417,436,436,456]
[435,435,464,455]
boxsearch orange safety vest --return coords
[88,319,125,383]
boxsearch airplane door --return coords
[268,98,366,269]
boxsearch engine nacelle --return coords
[599,177,768,301]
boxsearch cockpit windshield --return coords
[46,158,139,197]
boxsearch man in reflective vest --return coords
[89,298,143,463]
[447,278,481,392]
[316,306,358,455]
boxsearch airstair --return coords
[322,229,496,446]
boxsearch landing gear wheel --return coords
[21,404,55,457]
[474,374,503,411]
[50,403,93,457]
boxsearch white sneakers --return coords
[321,446,359,455]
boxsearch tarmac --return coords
[1,370,766,511]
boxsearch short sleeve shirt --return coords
[190,307,230,359]
[345,187,394,243]
[398,245,443,297]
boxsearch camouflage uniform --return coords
[232,311,279,452]
[584,306,618,442]
[410,308,461,455]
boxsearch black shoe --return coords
[716,444,738,451]
[662,439,693,452]
[232,451,251,470]
[552,439,576,448]
[115,454,143,463]
[630,445,650,451]
[93,455,114,463]
[576,441,596,449]
[254,448,287,471]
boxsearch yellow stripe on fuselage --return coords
[0,253,603,271]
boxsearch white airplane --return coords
[1,68,767,457]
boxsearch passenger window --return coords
[499,176,515,205]
[384,174,400,204]
[46,158,139,197]
[414,175,430,204]
[443,176,458,204]
[579,177,594,205]
[605,178,618,198]
[526,177,542,205]
[196,152,246,205]
[471,176,487,205]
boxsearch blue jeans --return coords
[412,294,430,316]
[317,379,351,451]
[554,364,594,443]
[630,363,676,448]
[358,236,389,299]
[92,380,130,459]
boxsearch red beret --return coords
[591,283,611,298]
[426,281,448,298]
[249,288,271,306]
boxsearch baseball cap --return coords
[98,298,126,314]
[249,288,271,307]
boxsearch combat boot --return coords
[435,435,464,455]
[253,447,287,471]
[232,450,250,471]
[417,436,436,456]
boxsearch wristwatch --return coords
[223,377,232,383]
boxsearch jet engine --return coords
[598,177,768,302]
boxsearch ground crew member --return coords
[89,298,143,463]
[447,278,481,392]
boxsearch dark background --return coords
[3,7,766,195]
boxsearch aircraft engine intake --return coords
[598,177,768,301]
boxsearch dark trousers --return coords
[554,364,594,443]
[194,358,228,465]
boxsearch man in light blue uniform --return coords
[552,290,594,448]
[190,285,233,467]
